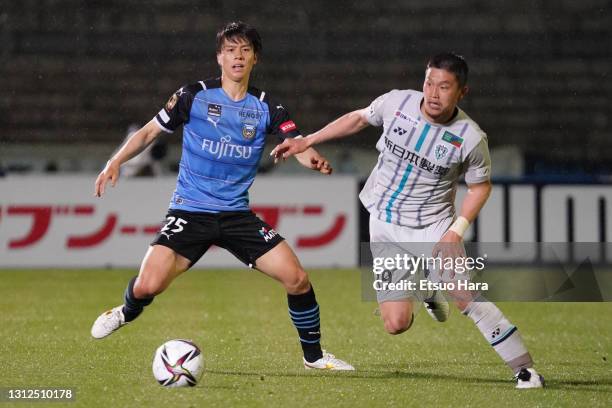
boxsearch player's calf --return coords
[288,285,324,363]
[462,295,544,386]
[123,275,155,322]
[287,286,354,370]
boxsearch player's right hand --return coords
[432,231,466,280]
[94,160,120,197]
[270,137,309,163]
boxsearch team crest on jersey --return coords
[435,144,448,160]
[242,123,256,139]
[165,94,179,111]
[208,104,222,117]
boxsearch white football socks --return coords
[463,297,533,374]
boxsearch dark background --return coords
[1,0,610,177]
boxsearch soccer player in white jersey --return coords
[272,53,544,388]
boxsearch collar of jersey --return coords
[218,85,249,104]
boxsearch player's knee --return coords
[134,276,166,297]
[283,268,310,295]
[383,314,412,335]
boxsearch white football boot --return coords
[91,305,127,339]
[303,351,354,371]
[424,290,450,322]
[515,368,545,389]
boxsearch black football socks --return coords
[288,285,323,363]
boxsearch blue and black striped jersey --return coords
[153,78,301,213]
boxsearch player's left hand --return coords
[432,230,466,279]
[270,137,309,163]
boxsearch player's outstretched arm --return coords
[94,120,164,197]
[271,108,370,161]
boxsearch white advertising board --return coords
[0,176,358,268]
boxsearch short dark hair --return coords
[216,21,262,55]
[426,53,469,87]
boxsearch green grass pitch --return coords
[1,269,610,407]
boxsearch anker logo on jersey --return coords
[208,104,222,117]
[280,120,296,134]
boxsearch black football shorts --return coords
[151,209,284,267]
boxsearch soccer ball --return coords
[152,339,204,387]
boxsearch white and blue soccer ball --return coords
[152,339,204,387]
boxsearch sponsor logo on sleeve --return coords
[279,120,297,134]
[165,94,179,111]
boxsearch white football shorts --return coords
[369,215,467,303]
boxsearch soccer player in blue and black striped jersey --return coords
[91,21,353,371]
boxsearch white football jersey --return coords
[360,89,491,228]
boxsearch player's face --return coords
[421,67,468,124]
[217,37,258,83]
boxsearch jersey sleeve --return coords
[463,137,492,184]
[154,84,199,133]
[266,98,302,140]
[364,91,391,127]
